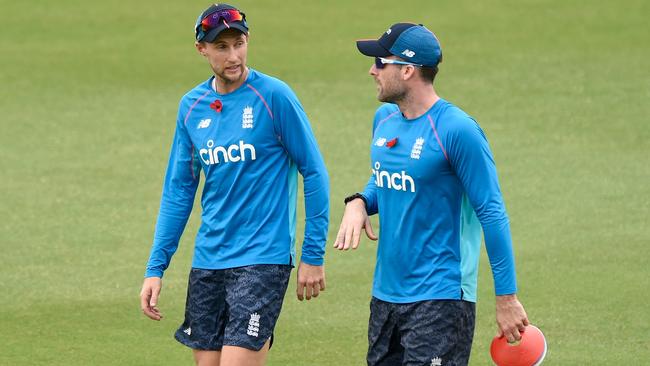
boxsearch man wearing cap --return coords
[139,4,329,365]
[334,23,530,365]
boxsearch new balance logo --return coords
[198,118,211,129]
[411,137,424,159]
[199,139,257,165]
[242,106,253,128]
[402,49,416,57]
[372,161,415,192]
[247,313,261,337]
[183,327,191,336]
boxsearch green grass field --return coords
[1,0,649,364]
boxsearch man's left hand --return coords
[495,294,529,343]
[296,262,326,301]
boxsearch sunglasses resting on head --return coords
[195,8,246,41]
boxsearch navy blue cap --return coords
[357,23,442,67]
[195,4,248,43]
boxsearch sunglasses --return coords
[374,57,423,69]
[195,9,246,41]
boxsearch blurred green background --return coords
[1,0,649,364]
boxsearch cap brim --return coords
[356,39,392,57]
[202,23,249,42]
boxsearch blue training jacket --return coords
[361,100,516,303]
[145,69,329,278]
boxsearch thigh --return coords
[399,300,476,366]
[193,350,221,366]
[175,268,228,351]
[220,339,271,366]
[223,265,292,351]
[367,297,403,366]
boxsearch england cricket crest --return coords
[242,106,254,128]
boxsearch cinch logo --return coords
[199,139,256,165]
[372,161,415,192]
[402,49,415,57]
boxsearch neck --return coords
[396,84,439,119]
[213,67,249,94]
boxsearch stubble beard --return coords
[378,83,407,104]
[217,65,246,85]
[376,72,407,103]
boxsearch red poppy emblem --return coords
[386,137,398,148]
[210,99,223,113]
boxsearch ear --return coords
[195,41,207,57]
[401,65,417,81]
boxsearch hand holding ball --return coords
[490,325,547,366]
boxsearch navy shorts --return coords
[174,265,292,351]
[367,297,476,366]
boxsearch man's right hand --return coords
[333,198,378,250]
[140,277,163,321]
[495,294,529,343]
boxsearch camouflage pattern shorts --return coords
[174,265,291,351]
[367,297,476,366]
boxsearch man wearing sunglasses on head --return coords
[140,4,329,366]
[334,23,530,365]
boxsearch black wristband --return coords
[344,193,366,206]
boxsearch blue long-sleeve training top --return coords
[145,69,329,278]
[361,99,517,303]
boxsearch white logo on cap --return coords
[402,49,415,57]
[386,28,392,35]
